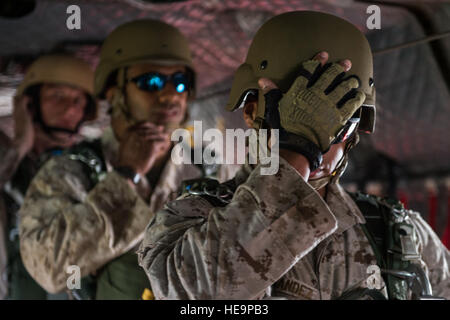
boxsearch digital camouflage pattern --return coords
[19,127,239,294]
[138,158,450,299]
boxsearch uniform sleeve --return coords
[138,157,338,299]
[409,211,450,298]
[19,155,154,294]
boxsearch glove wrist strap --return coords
[279,133,323,171]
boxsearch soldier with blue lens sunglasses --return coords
[16,19,240,302]
[129,72,190,94]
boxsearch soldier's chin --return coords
[152,116,183,131]
[160,121,182,133]
[308,169,322,179]
[51,131,79,146]
[308,175,332,190]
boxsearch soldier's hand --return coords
[12,95,35,158]
[258,78,312,180]
[276,51,365,152]
[117,122,170,175]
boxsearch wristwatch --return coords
[114,166,141,184]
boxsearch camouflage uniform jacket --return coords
[0,130,13,298]
[19,127,239,294]
[0,130,62,299]
[138,157,450,299]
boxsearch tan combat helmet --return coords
[226,11,376,134]
[94,19,195,99]
[15,54,97,122]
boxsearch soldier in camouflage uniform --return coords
[137,11,450,300]
[18,20,237,300]
[0,55,97,299]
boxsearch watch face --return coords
[116,166,141,184]
[132,173,141,184]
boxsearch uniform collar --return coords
[218,160,366,235]
[325,182,366,234]
[218,162,366,235]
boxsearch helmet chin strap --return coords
[111,67,137,124]
[39,122,80,135]
[308,154,345,191]
[34,103,82,137]
[111,87,136,124]
[308,174,333,191]
[32,87,95,138]
[308,133,360,190]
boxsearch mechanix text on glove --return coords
[278,59,366,152]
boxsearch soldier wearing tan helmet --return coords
[138,11,449,300]
[0,54,97,299]
[18,19,238,300]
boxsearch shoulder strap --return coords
[348,191,434,300]
[178,177,237,207]
[65,139,107,188]
[63,139,106,299]
[69,275,97,300]
[348,192,388,268]
[336,287,388,300]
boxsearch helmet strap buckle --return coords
[111,67,135,123]
[252,116,265,130]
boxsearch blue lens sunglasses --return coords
[129,72,190,94]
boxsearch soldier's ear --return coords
[243,101,258,128]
